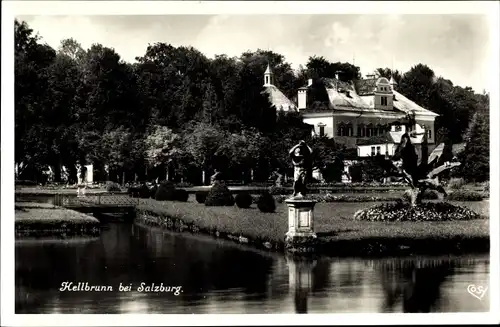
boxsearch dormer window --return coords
[381,97,388,106]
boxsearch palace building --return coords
[261,65,439,157]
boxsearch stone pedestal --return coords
[284,198,317,253]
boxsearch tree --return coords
[15,19,57,181]
[309,136,344,182]
[144,125,182,180]
[182,122,227,183]
[306,56,361,81]
[458,112,489,182]
[375,67,402,85]
[399,64,436,110]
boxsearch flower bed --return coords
[15,203,101,237]
[446,190,485,201]
[353,201,481,222]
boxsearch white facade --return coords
[297,75,438,151]
[357,143,397,157]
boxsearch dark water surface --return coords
[16,223,490,314]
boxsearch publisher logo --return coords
[467,284,488,300]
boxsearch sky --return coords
[16,14,491,93]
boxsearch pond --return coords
[16,222,490,314]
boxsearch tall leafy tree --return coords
[15,19,57,180]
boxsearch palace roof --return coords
[301,77,439,117]
[261,85,297,111]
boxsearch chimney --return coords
[298,87,307,110]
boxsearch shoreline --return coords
[14,197,490,257]
[15,203,101,238]
[134,200,490,257]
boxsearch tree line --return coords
[14,19,490,185]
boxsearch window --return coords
[376,146,381,155]
[367,125,374,137]
[381,96,388,106]
[337,125,344,136]
[371,147,375,156]
[427,129,432,139]
[319,125,325,137]
[347,125,353,136]
[395,125,402,132]
[358,126,365,137]
[373,128,378,136]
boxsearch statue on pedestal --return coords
[289,140,313,198]
[210,169,223,185]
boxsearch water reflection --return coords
[16,223,490,313]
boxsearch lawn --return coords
[15,202,100,237]
[135,196,490,256]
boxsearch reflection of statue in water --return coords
[289,140,313,198]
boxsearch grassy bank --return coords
[135,198,490,256]
[15,202,101,238]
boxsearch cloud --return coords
[16,14,491,91]
[324,22,352,47]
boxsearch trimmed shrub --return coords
[138,184,152,199]
[106,181,121,193]
[205,181,234,206]
[448,178,466,190]
[155,181,177,201]
[195,191,208,204]
[268,185,291,195]
[446,190,484,201]
[257,192,276,213]
[174,189,189,202]
[235,192,253,208]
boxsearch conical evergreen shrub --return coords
[205,181,234,206]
